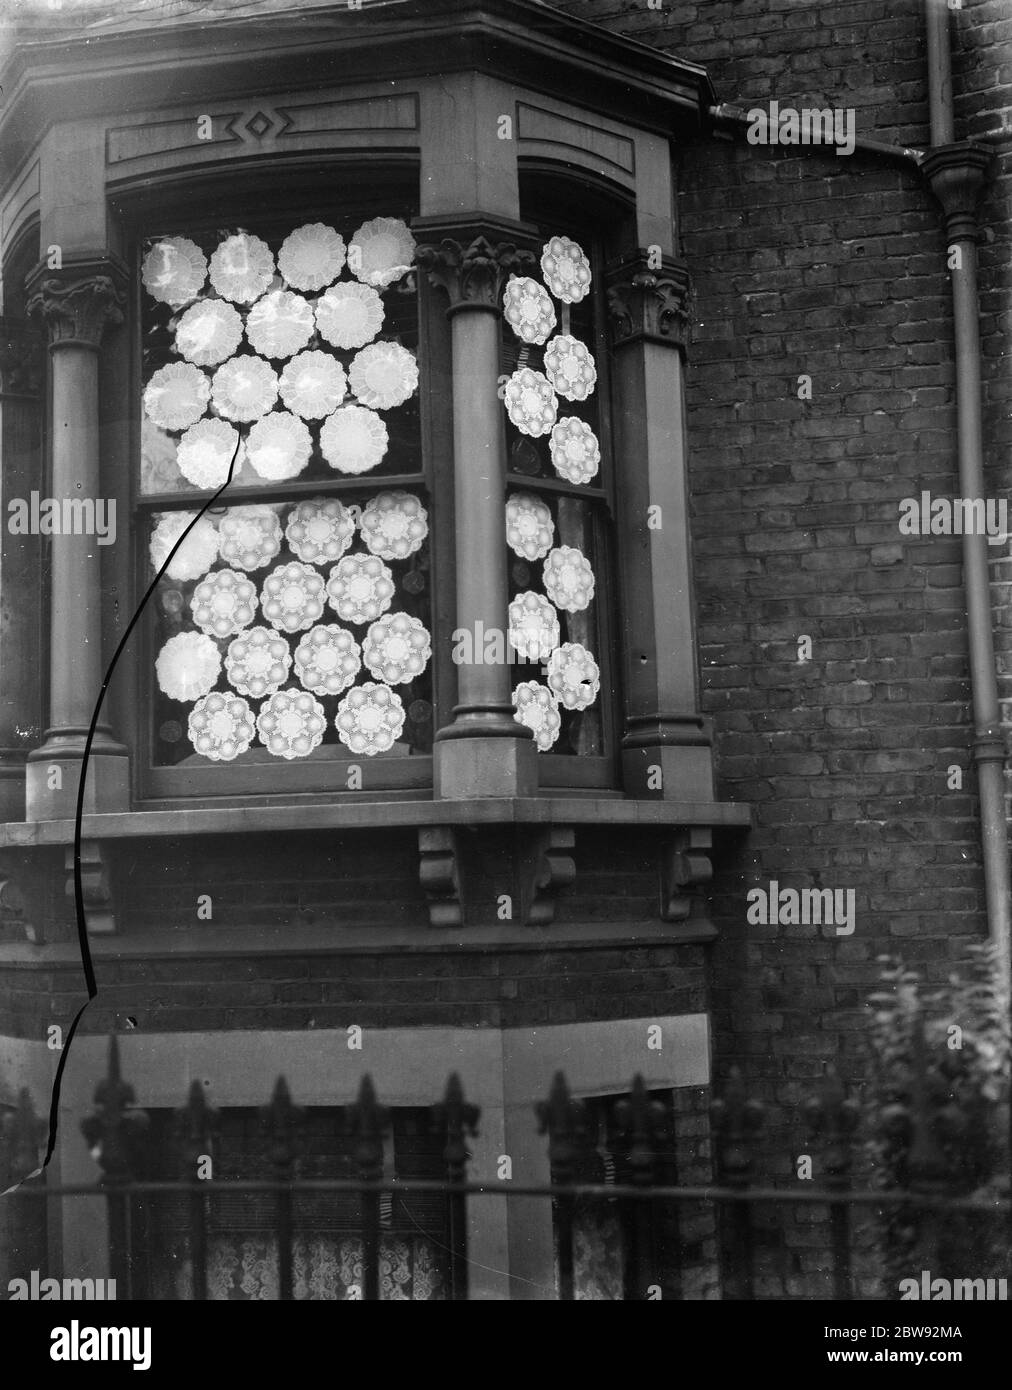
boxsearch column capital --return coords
[605,251,691,352]
[26,265,126,352]
[416,229,538,314]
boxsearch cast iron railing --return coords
[1,1038,1009,1300]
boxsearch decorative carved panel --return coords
[517,101,635,185]
[106,94,419,167]
[276,94,419,137]
[26,273,124,351]
[417,235,536,311]
[606,252,691,352]
[106,114,243,165]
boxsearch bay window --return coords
[7,0,734,924]
[128,169,627,802]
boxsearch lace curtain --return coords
[153,1233,445,1300]
[572,1206,624,1300]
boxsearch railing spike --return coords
[81,1036,148,1183]
[431,1072,480,1178]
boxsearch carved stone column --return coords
[606,251,715,801]
[416,224,539,799]
[24,265,128,821]
[0,321,45,821]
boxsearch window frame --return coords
[117,161,451,806]
[109,155,637,806]
[133,1102,454,1301]
[510,179,630,792]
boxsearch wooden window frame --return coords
[112,157,634,807]
[118,161,449,806]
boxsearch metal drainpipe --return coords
[921,0,1011,966]
[707,103,924,167]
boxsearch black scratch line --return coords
[16,437,242,1185]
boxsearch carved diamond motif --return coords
[245,111,274,140]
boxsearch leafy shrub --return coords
[864,942,1010,1288]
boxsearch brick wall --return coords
[553,0,1011,1296]
[0,938,707,1036]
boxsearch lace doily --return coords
[279,351,348,420]
[217,505,283,572]
[543,334,597,402]
[348,342,419,410]
[175,298,244,366]
[348,217,416,289]
[546,641,600,711]
[245,289,315,360]
[359,491,427,560]
[507,591,560,663]
[244,410,313,481]
[506,492,555,561]
[142,237,208,307]
[512,681,562,751]
[285,498,357,565]
[335,681,406,755]
[503,368,558,437]
[188,692,256,761]
[208,232,276,304]
[540,235,592,304]
[155,631,222,702]
[362,612,431,685]
[225,625,293,699]
[190,568,258,639]
[503,275,556,346]
[256,689,327,759]
[542,544,596,612]
[549,417,601,485]
[149,510,220,582]
[210,355,280,423]
[326,552,396,625]
[319,405,388,475]
[260,560,327,633]
[278,223,347,292]
[294,624,362,697]
[144,362,211,432]
[315,281,385,351]
[176,418,241,490]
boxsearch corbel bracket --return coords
[65,840,116,936]
[418,826,463,928]
[418,824,577,927]
[662,827,713,924]
[522,826,576,926]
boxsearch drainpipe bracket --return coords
[921,143,996,241]
[972,727,1009,767]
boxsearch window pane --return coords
[140,221,422,496]
[500,231,611,759]
[138,208,433,769]
[135,1107,450,1301]
[147,492,433,766]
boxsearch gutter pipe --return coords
[921,0,1011,968]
